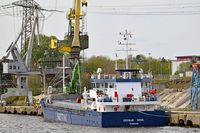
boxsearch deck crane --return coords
[51,0,89,94]
[0,1,43,105]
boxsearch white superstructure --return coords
[82,68,159,112]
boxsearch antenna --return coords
[117,29,136,69]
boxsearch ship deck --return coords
[46,100,88,111]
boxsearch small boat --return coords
[41,67,167,127]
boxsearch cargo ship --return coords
[40,66,167,127]
[41,27,167,127]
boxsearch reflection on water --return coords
[0,114,199,133]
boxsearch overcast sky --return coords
[0,0,200,60]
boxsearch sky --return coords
[0,0,200,60]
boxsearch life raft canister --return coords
[126,94,134,98]
[149,89,157,95]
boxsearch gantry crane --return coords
[0,1,43,105]
[190,63,200,111]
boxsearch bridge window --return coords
[101,83,104,88]
[126,73,130,79]
[9,66,12,69]
[96,83,100,88]
[141,82,144,88]
[105,83,108,88]
[109,83,114,88]
[92,83,95,88]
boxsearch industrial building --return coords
[171,55,200,76]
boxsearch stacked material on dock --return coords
[0,106,43,116]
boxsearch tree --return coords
[81,56,115,89]
[136,54,146,61]
[175,62,192,75]
[161,57,167,63]
[81,73,91,89]
[83,56,115,74]
[21,34,63,95]
[22,34,63,69]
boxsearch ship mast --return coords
[118,29,135,69]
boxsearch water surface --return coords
[0,114,199,133]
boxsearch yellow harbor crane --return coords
[51,0,88,94]
[51,0,88,60]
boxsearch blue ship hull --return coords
[42,107,167,127]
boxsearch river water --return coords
[0,114,200,133]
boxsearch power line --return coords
[88,10,200,15]
[2,1,200,17]
[0,0,62,17]
[89,2,200,8]
[43,0,59,21]
[89,5,200,11]
[87,2,200,15]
